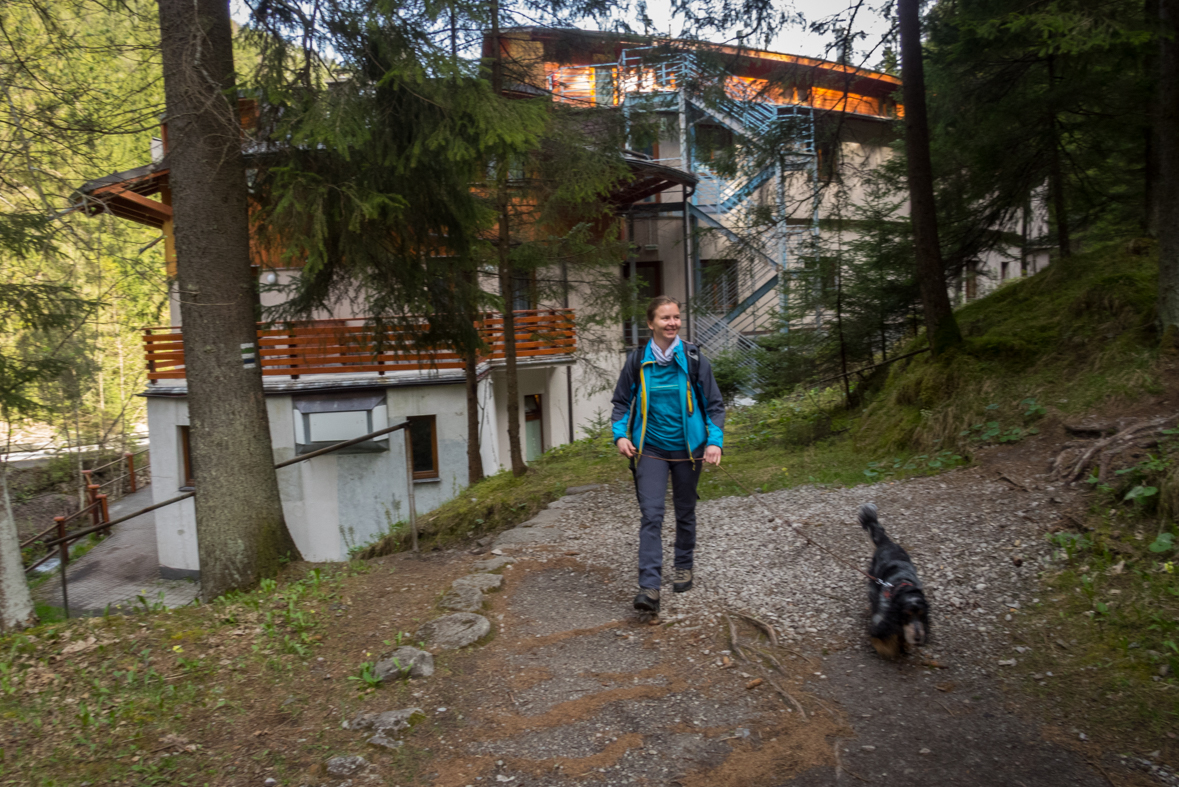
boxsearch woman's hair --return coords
[646,295,681,323]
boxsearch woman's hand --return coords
[704,445,723,466]
[616,438,637,458]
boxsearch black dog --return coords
[858,503,930,659]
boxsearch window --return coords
[293,392,389,455]
[701,259,739,314]
[524,395,544,461]
[622,260,663,346]
[179,425,194,489]
[407,416,439,479]
[964,260,980,301]
[511,269,536,311]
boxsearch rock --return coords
[419,613,491,650]
[473,555,514,572]
[440,583,483,613]
[326,755,368,776]
[264,779,278,786]
[374,648,434,681]
[493,525,564,546]
[998,659,1016,667]
[861,745,876,752]
[347,708,424,735]
[367,732,403,750]
[476,536,494,547]
[919,747,932,755]
[565,484,603,494]
[453,573,503,593]
[1160,664,1172,678]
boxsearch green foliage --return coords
[347,661,382,690]
[926,0,1155,260]
[709,350,752,405]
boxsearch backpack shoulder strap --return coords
[682,341,701,387]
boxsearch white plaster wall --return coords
[490,365,580,470]
[145,397,199,575]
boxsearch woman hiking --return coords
[611,295,726,616]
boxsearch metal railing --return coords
[33,420,418,618]
[84,448,150,502]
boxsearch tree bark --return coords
[1158,0,1179,343]
[1045,56,1071,261]
[158,0,301,600]
[898,0,962,356]
[465,349,484,484]
[0,463,35,631]
[489,0,527,477]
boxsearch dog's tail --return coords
[858,503,890,547]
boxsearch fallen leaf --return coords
[935,682,955,693]
[745,678,764,690]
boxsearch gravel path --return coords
[543,464,1079,670]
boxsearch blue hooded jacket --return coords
[610,339,725,454]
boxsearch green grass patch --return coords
[1017,513,1179,741]
[859,243,1162,452]
[357,422,630,557]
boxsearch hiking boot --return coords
[633,587,660,615]
[673,567,693,593]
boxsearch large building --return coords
[73,28,1041,575]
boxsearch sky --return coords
[230,0,894,67]
[633,0,893,64]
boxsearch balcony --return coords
[143,309,576,382]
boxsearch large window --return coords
[408,416,439,480]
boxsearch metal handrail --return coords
[41,420,413,549]
[37,419,421,618]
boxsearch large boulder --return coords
[374,647,434,681]
[419,613,491,650]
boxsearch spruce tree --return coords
[158,0,301,600]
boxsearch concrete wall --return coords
[146,380,480,573]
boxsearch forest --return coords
[0,0,1175,597]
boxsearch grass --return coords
[0,559,442,787]
[859,241,1163,452]
[1015,506,1179,743]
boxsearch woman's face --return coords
[647,303,681,343]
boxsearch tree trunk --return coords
[1158,0,1179,343]
[488,0,526,477]
[1045,57,1071,261]
[497,229,527,477]
[898,0,962,356]
[1146,0,1161,236]
[158,0,301,600]
[0,463,35,631]
[465,349,484,485]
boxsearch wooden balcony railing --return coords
[143,309,576,381]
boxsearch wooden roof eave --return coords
[72,163,172,229]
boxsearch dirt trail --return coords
[319,418,1179,786]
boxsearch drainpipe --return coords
[561,259,574,444]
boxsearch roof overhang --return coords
[72,162,171,229]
